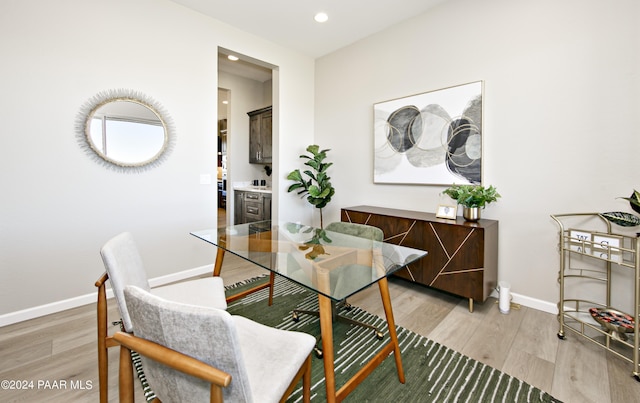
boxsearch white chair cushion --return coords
[153,276,227,311]
[234,315,316,403]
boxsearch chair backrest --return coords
[124,285,253,402]
[325,222,383,241]
[99,232,151,332]
[324,222,384,299]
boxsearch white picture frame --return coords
[436,204,457,219]
[592,233,622,262]
[568,229,591,254]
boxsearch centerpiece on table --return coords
[286,145,335,229]
[286,145,336,259]
[442,184,501,222]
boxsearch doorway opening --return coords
[217,88,229,227]
[217,48,276,227]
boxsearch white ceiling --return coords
[218,51,273,82]
[170,0,447,58]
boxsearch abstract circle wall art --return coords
[374,81,483,185]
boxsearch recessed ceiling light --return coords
[227,55,239,61]
[314,12,328,23]
[222,100,228,105]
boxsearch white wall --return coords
[0,0,314,321]
[314,0,639,310]
[5,0,635,323]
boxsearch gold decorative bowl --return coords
[589,308,635,341]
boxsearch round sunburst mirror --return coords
[76,89,175,171]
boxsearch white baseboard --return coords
[0,265,214,327]
[0,293,104,328]
[513,293,558,314]
[489,290,558,315]
[147,264,214,288]
[2,265,558,327]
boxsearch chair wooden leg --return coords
[279,354,312,403]
[118,345,134,403]
[268,271,275,306]
[96,274,109,403]
[210,384,224,403]
[302,355,312,403]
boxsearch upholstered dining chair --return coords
[292,222,385,357]
[95,232,228,403]
[115,285,315,402]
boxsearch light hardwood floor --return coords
[2,252,640,402]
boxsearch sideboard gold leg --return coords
[469,298,474,313]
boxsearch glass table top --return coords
[191,221,427,302]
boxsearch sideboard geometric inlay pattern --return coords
[428,223,478,288]
[341,205,498,310]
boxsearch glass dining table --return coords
[190,221,427,403]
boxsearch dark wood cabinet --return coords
[234,190,271,224]
[247,106,272,164]
[243,191,263,223]
[234,191,244,225]
[341,205,498,311]
[263,193,271,221]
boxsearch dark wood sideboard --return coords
[341,205,498,312]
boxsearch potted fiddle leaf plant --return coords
[286,145,335,228]
[442,184,501,222]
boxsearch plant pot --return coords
[463,207,480,222]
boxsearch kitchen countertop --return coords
[234,186,272,194]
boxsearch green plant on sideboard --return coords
[442,184,501,208]
[442,184,501,221]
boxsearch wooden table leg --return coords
[213,247,225,277]
[319,294,337,403]
[214,245,275,304]
[378,277,405,383]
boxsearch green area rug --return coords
[226,276,562,403]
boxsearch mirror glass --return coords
[88,101,165,164]
[77,90,174,171]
